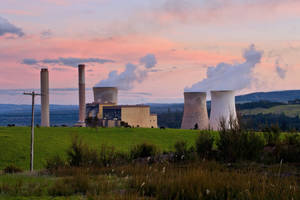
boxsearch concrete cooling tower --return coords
[181,92,209,130]
[210,90,237,130]
[93,87,118,104]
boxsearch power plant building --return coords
[86,87,158,128]
[210,90,237,130]
[181,92,209,130]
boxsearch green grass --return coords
[241,104,300,117]
[0,127,200,170]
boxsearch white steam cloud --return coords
[139,54,157,69]
[275,60,287,79]
[185,44,263,92]
[95,54,157,90]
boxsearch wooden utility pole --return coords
[24,92,40,172]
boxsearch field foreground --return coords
[0,127,200,170]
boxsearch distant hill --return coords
[236,90,300,103]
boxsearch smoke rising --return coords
[185,44,263,92]
[95,54,157,90]
[275,60,287,79]
[0,16,24,37]
[139,54,157,69]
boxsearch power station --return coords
[38,64,237,130]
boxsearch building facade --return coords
[86,103,158,128]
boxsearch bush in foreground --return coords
[217,119,265,162]
[195,131,214,159]
[3,164,23,174]
[130,143,158,160]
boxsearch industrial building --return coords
[86,87,158,128]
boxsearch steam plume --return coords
[185,44,263,92]
[95,54,157,90]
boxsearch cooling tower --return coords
[93,87,118,104]
[77,64,86,127]
[181,92,209,130]
[40,68,50,127]
[210,90,237,130]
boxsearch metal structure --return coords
[181,92,209,130]
[210,90,237,130]
[76,64,86,127]
[93,87,118,104]
[40,68,50,127]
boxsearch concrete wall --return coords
[149,114,158,128]
[121,106,157,128]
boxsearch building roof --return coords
[103,105,150,109]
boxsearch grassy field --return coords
[0,127,201,170]
[241,104,300,117]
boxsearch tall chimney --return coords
[40,68,50,127]
[77,64,86,127]
[181,92,209,130]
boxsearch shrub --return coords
[67,134,86,167]
[49,174,90,196]
[3,164,23,174]
[174,140,189,161]
[45,154,66,173]
[67,134,100,167]
[276,133,300,163]
[195,131,214,159]
[242,132,265,161]
[263,124,281,146]
[99,144,129,166]
[130,143,158,159]
[217,118,264,162]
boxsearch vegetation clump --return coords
[3,164,23,174]
[195,130,214,159]
[130,142,158,160]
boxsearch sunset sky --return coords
[1,0,300,104]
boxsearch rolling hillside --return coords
[240,104,300,117]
